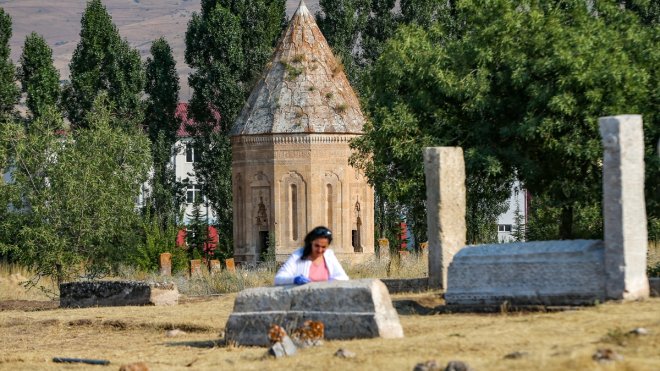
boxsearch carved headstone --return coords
[378,238,390,262]
[159,253,172,277]
[424,147,466,289]
[210,259,221,275]
[599,115,649,300]
[225,279,404,346]
[190,259,202,277]
[225,258,236,273]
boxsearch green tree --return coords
[186,200,209,262]
[0,8,19,119]
[4,95,151,284]
[316,0,372,82]
[353,0,658,243]
[362,0,399,66]
[185,0,285,252]
[64,0,145,131]
[145,37,180,145]
[144,38,182,229]
[18,33,61,119]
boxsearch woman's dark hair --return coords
[301,226,333,259]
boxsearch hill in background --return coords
[3,0,321,102]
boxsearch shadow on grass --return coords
[164,339,225,348]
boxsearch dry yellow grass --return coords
[0,293,658,371]
[0,264,55,301]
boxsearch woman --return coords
[274,226,349,285]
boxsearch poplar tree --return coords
[0,8,19,119]
[144,38,182,229]
[19,33,61,119]
[185,0,285,252]
[315,0,372,83]
[65,0,144,131]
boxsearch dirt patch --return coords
[0,300,58,312]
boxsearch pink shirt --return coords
[308,257,329,282]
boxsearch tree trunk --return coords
[559,205,574,239]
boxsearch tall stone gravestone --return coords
[159,253,172,277]
[423,147,466,289]
[599,115,649,300]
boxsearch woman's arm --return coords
[274,250,302,285]
[325,250,349,281]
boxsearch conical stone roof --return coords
[230,0,365,136]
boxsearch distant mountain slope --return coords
[3,0,320,102]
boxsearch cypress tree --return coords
[184,0,286,253]
[145,38,179,145]
[65,0,144,131]
[0,8,19,118]
[144,37,181,229]
[19,32,61,119]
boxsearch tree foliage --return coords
[3,95,151,283]
[65,0,145,131]
[316,0,372,82]
[19,33,61,119]
[0,8,19,119]
[352,0,659,242]
[144,38,182,229]
[185,0,285,252]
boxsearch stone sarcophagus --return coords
[60,281,179,308]
[224,279,404,346]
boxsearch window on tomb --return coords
[498,224,512,232]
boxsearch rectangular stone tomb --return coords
[60,281,179,308]
[225,279,404,346]
[444,240,607,306]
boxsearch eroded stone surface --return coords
[60,281,178,308]
[424,147,466,290]
[599,115,649,300]
[445,240,607,306]
[225,279,403,346]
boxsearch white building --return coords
[138,103,217,225]
[496,181,528,242]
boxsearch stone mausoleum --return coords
[230,1,374,263]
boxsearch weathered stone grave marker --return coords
[159,253,172,277]
[225,258,236,273]
[424,147,466,290]
[210,259,221,275]
[190,259,202,277]
[60,281,179,308]
[225,279,404,346]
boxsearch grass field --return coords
[1,245,658,370]
[0,292,659,370]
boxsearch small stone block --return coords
[190,259,202,277]
[210,260,221,274]
[159,253,172,277]
[378,238,390,261]
[225,258,236,273]
[268,335,297,358]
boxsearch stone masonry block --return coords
[225,279,404,346]
[424,147,466,290]
[599,115,649,300]
[60,281,179,308]
[445,240,607,306]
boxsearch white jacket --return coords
[274,248,349,285]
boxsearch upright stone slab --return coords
[599,115,649,300]
[225,279,404,346]
[424,147,466,289]
[378,238,390,262]
[159,253,172,276]
[444,240,606,306]
[225,258,236,273]
[190,259,202,277]
[210,260,221,275]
